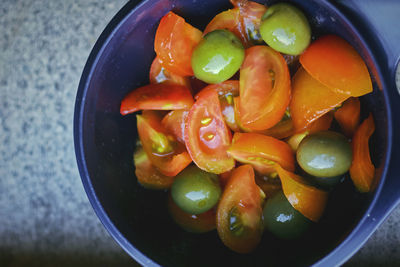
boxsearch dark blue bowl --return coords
[74,0,400,266]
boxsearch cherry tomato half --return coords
[237,45,291,131]
[217,165,265,253]
[154,11,202,76]
[228,132,295,175]
[149,56,191,88]
[185,88,235,174]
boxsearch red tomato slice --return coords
[231,0,267,46]
[237,46,291,131]
[133,146,174,189]
[217,165,265,253]
[149,56,191,88]
[161,110,189,143]
[227,132,295,175]
[290,67,349,132]
[185,88,235,174]
[196,80,240,132]
[120,84,194,115]
[154,11,202,76]
[137,111,192,176]
[275,164,328,222]
[168,194,216,233]
[300,35,372,97]
[334,97,360,138]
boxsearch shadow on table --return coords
[0,250,141,267]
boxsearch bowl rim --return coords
[73,0,393,266]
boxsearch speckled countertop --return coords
[0,1,399,266]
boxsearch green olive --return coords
[297,131,352,178]
[259,3,311,55]
[191,29,244,84]
[171,165,221,214]
[263,191,310,239]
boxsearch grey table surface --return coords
[0,0,399,266]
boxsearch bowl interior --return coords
[78,0,389,266]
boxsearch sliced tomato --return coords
[217,165,265,253]
[275,164,328,222]
[154,11,202,76]
[231,0,267,46]
[290,67,349,132]
[334,97,360,138]
[161,110,188,144]
[287,112,333,151]
[149,56,191,88]
[203,8,244,42]
[120,84,193,115]
[133,146,174,189]
[237,46,291,131]
[168,194,216,233]
[350,113,375,192]
[227,132,295,175]
[300,35,372,97]
[185,88,235,174]
[137,111,192,176]
[196,80,240,132]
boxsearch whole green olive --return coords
[297,131,352,178]
[259,3,311,55]
[191,29,244,84]
[171,165,221,214]
[263,191,310,239]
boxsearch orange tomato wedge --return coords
[120,84,193,115]
[350,113,375,192]
[133,146,174,189]
[154,11,202,76]
[217,165,264,253]
[237,45,291,131]
[334,97,361,138]
[275,164,328,222]
[227,132,295,175]
[290,67,349,132]
[300,35,372,97]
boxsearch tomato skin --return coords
[217,165,264,253]
[168,194,216,233]
[185,88,235,174]
[161,110,189,144]
[300,35,372,97]
[149,56,191,88]
[228,132,295,175]
[154,11,202,76]
[120,84,194,115]
[133,146,174,189]
[290,67,349,132]
[237,45,291,131]
[137,111,192,177]
[275,164,328,222]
